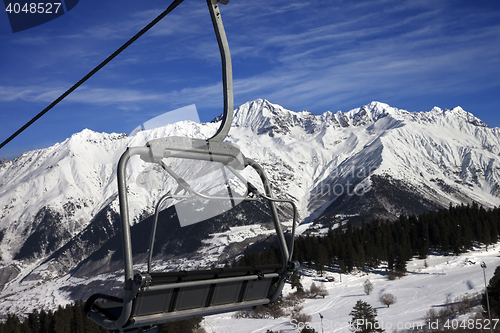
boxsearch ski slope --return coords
[203,244,500,333]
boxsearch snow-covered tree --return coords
[379,293,397,308]
[363,279,373,295]
[309,282,328,298]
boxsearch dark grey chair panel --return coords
[211,281,243,305]
[133,289,173,316]
[174,285,211,311]
[243,278,274,301]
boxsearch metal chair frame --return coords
[85,138,298,330]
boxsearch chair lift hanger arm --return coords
[207,0,233,142]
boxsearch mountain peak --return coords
[341,102,406,126]
[232,99,318,135]
[427,106,488,128]
[447,106,489,128]
[212,100,493,140]
[68,128,127,143]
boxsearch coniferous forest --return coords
[1,203,499,332]
[240,203,500,276]
[0,301,108,333]
[0,299,203,333]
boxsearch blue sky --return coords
[1,0,499,160]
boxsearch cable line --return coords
[0,0,185,151]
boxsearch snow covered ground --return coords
[202,244,500,333]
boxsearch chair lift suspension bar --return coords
[207,0,234,142]
[85,0,242,323]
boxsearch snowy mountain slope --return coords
[306,102,500,223]
[0,99,500,316]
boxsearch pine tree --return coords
[339,259,346,274]
[27,309,40,333]
[39,309,52,333]
[290,272,304,292]
[71,300,85,333]
[349,300,384,333]
[315,243,328,276]
[346,242,357,273]
[3,314,22,333]
[415,215,429,259]
[356,243,366,270]
[393,246,407,277]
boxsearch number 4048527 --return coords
[443,319,499,330]
[5,2,62,14]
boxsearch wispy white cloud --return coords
[1,0,499,131]
[0,85,162,104]
[0,81,222,112]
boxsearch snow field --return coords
[202,244,500,333]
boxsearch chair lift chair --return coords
[84,0,299,331]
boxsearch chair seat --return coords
[85,264,282,329]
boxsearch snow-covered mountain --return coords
[0,99,499,316]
